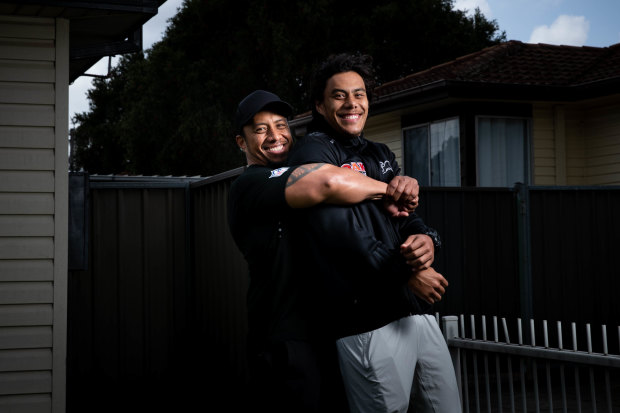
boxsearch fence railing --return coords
[441,315,620,413]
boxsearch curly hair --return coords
[310,52,376,106]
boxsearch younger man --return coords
[288,53,461,413]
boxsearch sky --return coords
[454,0,620,48]
[68,0,620,127]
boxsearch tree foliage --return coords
[70,0,505,176]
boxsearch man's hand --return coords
[407,267,448,304]
[384,176,419,216]
[400,234,434,270]
[383,198,414,217]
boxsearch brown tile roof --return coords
[375,40,620,100]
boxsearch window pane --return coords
[430,119,460,186]
[478,118,527,187]
[403,126,429,186]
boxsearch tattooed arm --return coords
[284,163,388,208]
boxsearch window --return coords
[477,117,530,187]
[403,118,460,186]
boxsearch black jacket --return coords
[228,165,312,349]
[288,124,437,338]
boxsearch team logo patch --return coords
[380,160,393,174]
[341,162,367,175]
[269,167,290,178]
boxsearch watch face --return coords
[425,229,441,249]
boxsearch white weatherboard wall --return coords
[0,15,69,413]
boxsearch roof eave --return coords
[290,77,620,130]
[0,0,165,82]
[371,78,620,114]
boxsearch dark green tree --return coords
[70,55,138,174]
[70,0,505,176]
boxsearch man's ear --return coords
[235,135,246,151]
[316,101,326,117]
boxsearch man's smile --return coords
[264,142,287,153]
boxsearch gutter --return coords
[7,0,162,14]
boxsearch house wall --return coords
[564,105,586,185]
[376,96,620,187]
[532,95,620,186]
[581,97,620,185]
[0,15,68,413]
[365,112,404,168]
[531,103,557,185]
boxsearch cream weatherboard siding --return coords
[582,98,620,185]
[531,103,558,185]
[0,15,69,413]
[364,112,404,169]
[532,96,620,186]
[564,104,587,186]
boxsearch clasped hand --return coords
[407,267,449,304]
[383,175,419,217]
[401,233,448,304]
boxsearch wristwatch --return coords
[423,227,442,250]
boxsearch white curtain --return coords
[430,118,460,186]
[478,118,526,187]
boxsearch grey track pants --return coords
[336,314,461,413]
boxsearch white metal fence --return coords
[440,315,620,413]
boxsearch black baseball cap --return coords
[235,90,293,133]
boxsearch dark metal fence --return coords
[441,314,620,413]
[190,168,251,407]
[67,171,620,411]
[67,175,201,412]
[417,187,521,320]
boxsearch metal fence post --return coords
[514,182,533,337]
[443,315,462,404]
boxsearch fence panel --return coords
[529,188,620,329]
[190,168,251,408]
[67,178,196,412]
[418,188,521,319]
[443,314,620,413]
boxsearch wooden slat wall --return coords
[531,103,556,185]
[524,98,620,186]
[564,104,587,185]
[0,14,58,413]
[584,99,620,185]
[364,112,404,168]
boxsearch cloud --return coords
[529,15,589,46]
[453,0,492,17]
